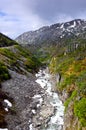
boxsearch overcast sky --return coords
[0,0,86,38]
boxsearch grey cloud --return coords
[0,0,86,38]
[32,0,86,21]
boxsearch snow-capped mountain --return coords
[16,19,86,45]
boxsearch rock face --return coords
[1,70,55,130]
[1,70,43,130]
[16,19,86,45]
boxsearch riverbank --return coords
[1,68,64,130]
[32,69,64,130]
[1,70,43,130]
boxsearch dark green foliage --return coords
[59,74,77,90]
[64,90,77,111]
[76,71,86,96]
[0,33,18,47]
[0,45,41,73]
[0,48,17,60]
[0,62,10,82]
[74,98,86,127]
[15,45,31,57]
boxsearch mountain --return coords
[16,19,86,45]
[16,19,86,130]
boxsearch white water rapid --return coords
[35,69,64,130]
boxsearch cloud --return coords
[32,0,86,21]
[0,0,86,38]
[0,0,49,38]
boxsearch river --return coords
[35,68,64,130]
[0,68,64,130]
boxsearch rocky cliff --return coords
[16,19,86,45]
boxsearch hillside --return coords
[0,33,18,47]
[0,33,41,128]
[49,37,86,130]
[15,19,86,130]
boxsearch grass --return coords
[0,45,41,73]
[0,33,42,128]
[0,33,18,47]
[0,62,10,83]
[74,98,86,127]
[64,90,77,111]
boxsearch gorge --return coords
[0,19,86,130]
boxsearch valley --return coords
[0,19,86,130]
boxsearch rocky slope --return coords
[0,33,63,130]
[0,64,54,130]
[0,33,41,129]
[1,33,64,130]
[16,19,86,45]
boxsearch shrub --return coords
[0,62,10,82]
[64,90,77,111]
[74,98,86,127]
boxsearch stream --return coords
[0,68,64,130]
[35,68,64,130]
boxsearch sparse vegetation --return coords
[0,27,86,129]
[0,33,41,128]
[0,45,41,73]
[74,98,86,127]
[0,62,10,83]
[49,38,86,127]
[0,33,18,47]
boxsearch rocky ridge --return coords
[16,19,86,45]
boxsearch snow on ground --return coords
[4,99,12,107]
[32,94,41,99]
[29,124,35,130]
[4,108,8,112]
[68,21,76,28]
[32,94,43,107]
[32,109,36,114]
[60,23,64,29]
